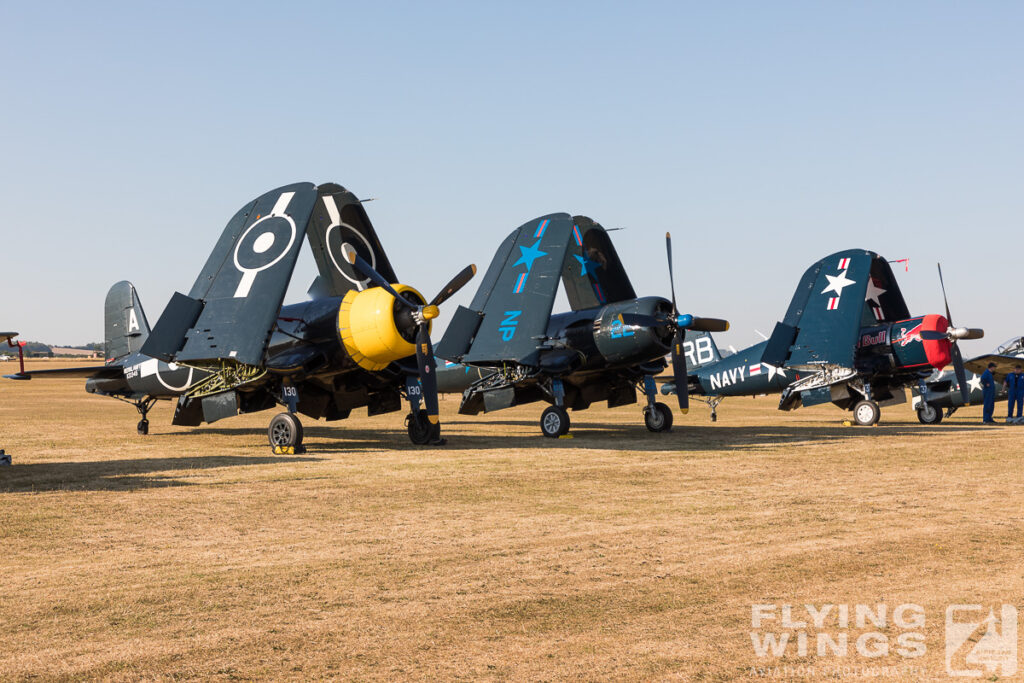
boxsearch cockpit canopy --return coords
[995,337,1024,356]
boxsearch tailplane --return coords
[104,281,150,363]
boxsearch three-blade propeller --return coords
[918,264,984,403]
[664,232,729,413]
[344,246,476,441]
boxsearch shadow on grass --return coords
[163,418,990,456]
[0,455,321,492]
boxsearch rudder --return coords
[105,280,150,362]
[682,329,722,369]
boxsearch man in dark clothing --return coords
[981,362,997,424]
[1006,364,1024,424]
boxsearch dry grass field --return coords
[1,359,1022,681]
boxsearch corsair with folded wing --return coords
[661,253,983,425]
[5,183,475,452]
[434,215,727,437]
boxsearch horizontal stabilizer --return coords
[4,365,120,380]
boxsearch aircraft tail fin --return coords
[104,281,150,363]
[683,329,722,369]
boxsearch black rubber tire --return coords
[852,400,881,426]
[137,419,149,436]
[268,412,303,449]
[644,402,674,432]
[917,403,943,425]
[406,410,440,445]
[540,406,571,438]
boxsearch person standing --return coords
[1007,364,1024,424]
[981,362,997,424]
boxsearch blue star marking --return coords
[512,239,547,272]
[574,254,599,277]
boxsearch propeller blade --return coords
[344,246,416,310]
[950,327,984,341]
[937,263,953,326]
[415,324,441,431]
[671,328,689,413]
[665,232,678,315]
[951,342,969,404]
[919,330,948,341]
[687,317,730,333]
[429,264,477,307]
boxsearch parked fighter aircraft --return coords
[434,215,727,437]
[5,183,475,452]
[661,254,983,426]
[912,336,1024,423]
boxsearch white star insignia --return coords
[822,269,856,296]
[967,373,982,394]
[764,364,787,381]
[864,278,886,306]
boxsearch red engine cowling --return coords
[890,314,951,370]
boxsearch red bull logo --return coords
[858,330,888,348]
[895,322,923,347]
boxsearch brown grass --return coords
[1,359,1021,681]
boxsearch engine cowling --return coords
[859,314,952,371]
[592,296,674,365]
[337,285,429,371]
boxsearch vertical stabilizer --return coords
[104,280,150,362]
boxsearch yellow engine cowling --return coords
[337,285,430,371]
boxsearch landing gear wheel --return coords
[852,400,881,426]
[644,402,673,432]
[406,410,441,445]
[268,412,303,451]
[137,419,149,436]
[541,406,571,438]
[917,402,942,425]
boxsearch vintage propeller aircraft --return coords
[5,182,475,452]
[434,214,727,437]
[661,254,983,426]
[911,335,1024,423]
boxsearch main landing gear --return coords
[641,375,672,433]
[541,405,571,438]
[268,412,304,453]
[404,376,445,445]
[406,409,442,445]
[916,402,943,425]
[852,399,881,426]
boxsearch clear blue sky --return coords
[2,1,1021,356]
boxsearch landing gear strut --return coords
[404,376,445,445]
[135,397,156,436]
[640,375,672,432]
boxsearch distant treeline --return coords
[12,341,103,357]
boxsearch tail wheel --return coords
[644,402,674,432]
[917,403,943,425]
[541,406,571,438]
[268,412,303,450]
[406,410,440,445]
[137,419,149,436]
[852,400,881,426]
